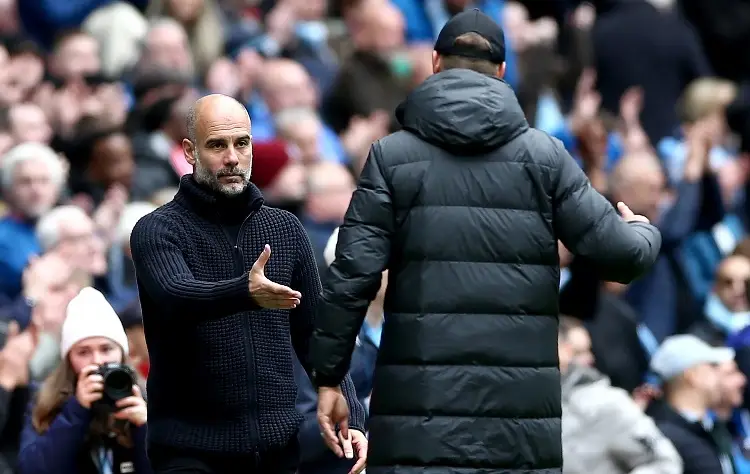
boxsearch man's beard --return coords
[193,151,252,197]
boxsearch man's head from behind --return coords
[650,335,733,410]
[183,94,253,197]
[432,9,506,78]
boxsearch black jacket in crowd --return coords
[130,176,365,459]
[650,401,736,474]
[309,69,662,473]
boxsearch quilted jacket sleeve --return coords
[310,141,394,387]
[551,138,662,283]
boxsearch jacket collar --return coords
[174,174,264,220]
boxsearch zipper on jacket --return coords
[216,212,265,453]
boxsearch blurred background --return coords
[3,0,750,472]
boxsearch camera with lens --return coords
[91,363,136,413]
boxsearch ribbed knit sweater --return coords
[130,175,365,455]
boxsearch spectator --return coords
[299,161,355,270]
[0,143,65,299]
[0,321,38,473]
[559,316,682,474]
[17,287,150,474]
[649,334,737,474]
[691,255,750,346]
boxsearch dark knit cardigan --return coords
[130,175,365,455]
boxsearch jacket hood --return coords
[395,69,528,155]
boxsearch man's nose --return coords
[224,149,240,166]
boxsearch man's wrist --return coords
[311,369,343,390]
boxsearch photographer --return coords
[16,287,150,474]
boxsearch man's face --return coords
[187,101,254,197]
[10,103,52,144]
[10,160,60,218]
[56,216,106,276]
[90,134,135,188]
[559,326,594,370]
[144,26,193,75]
[684,363,723,406]
[263,64,316,114]
[715,256,750,312]
[53,34,100,81]
[716,360,746,409]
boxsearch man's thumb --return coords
[617,202,633,219]
[339,418,349,442]
[253,244,271,271]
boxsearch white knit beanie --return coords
[60,287,130,359]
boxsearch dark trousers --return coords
[149,439,299,474]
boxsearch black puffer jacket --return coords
[310,69,662,473]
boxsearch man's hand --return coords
[339,429,368,474]
[617,202,650,224]
[249,245,301,309]
[0,321,38,390]
[317,386,351,458]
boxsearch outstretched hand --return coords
[249,245,302,309]
[617,202,650,224]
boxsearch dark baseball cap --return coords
[434,9,506,64]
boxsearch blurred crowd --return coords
[0,0,749,472]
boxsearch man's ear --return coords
[183,139,196,166]
[432,51,441,74]
[496,61,506,79]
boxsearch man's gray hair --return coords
[36,205,90,252]
[1,143,66,191]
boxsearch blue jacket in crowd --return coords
[17,395,150,474]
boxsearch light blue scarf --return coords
[704,292,750,334]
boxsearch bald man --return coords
[130,95,366,474]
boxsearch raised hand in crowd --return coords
[249,244,302,309]
[0,321,38,391]
[265,0,298,48]
[92,184,129,246]
[684,117,714,182]
[570,68,600,135]
[619,87,651,153]
[340,110,390,172]
[632,383,662,411]
[113,385,148,427]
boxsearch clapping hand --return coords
[249,245,302,309]
[0,321,38,390]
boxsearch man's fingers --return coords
[265,280,302,299]
[350,455,367,474]
[319,416,343,457]
[252,244,272,272]
[339,431,354,459]
[616,201,633,219]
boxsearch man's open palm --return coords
[249,245,302,309]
